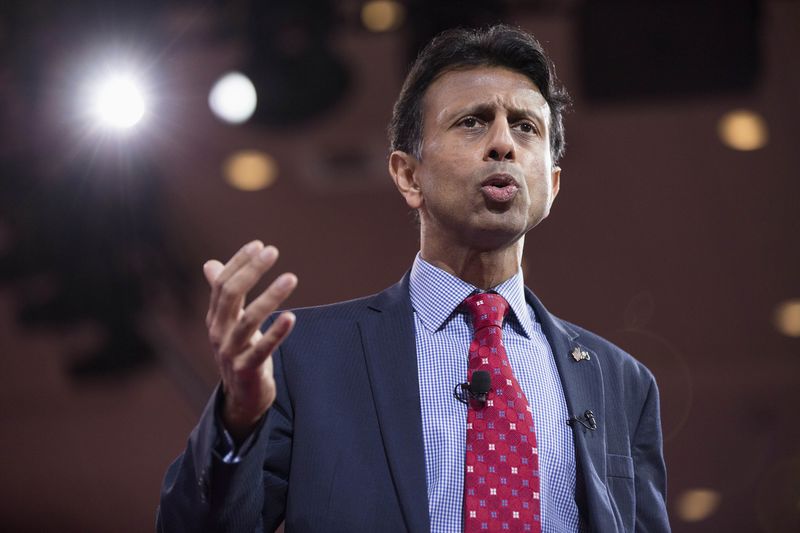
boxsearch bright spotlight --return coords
[209,72,257,124]
[91,75,146,129]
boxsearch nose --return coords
[483,121,515,162]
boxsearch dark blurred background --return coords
[0,0,797,531]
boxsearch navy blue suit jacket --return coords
[158,275,670,532]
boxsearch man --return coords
[158,25,669,532]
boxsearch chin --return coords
[461,221,526,251]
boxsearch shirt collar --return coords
[408,252,534,338]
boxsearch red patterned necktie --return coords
[462,292,541,532]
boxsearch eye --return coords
[458,116,481,129]
[515,121,537,134]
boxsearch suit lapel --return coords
[355,277,616,531]
[359,276,430,533]
[525,288,616,531]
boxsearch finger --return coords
[209,240,264,315]
[228,272,298,351]
[208,241,268,328]
[213,245,280,335]
[204,260,225,326]
[240,311,296,370]
[203,260,224,285]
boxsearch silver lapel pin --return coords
[571,346,591,362]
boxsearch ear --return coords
[389,150,423,209]
[550,165,561,203]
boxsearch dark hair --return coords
[389,25,571,163]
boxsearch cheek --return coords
[523,166,556,202]
[419,161,456,196]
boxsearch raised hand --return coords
[203,240,298,442]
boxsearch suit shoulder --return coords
[289,293,378,321]
[272,278,408,329]
[262,294,375,335]
[288,275,408,321]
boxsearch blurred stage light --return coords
[774,299,800,337]
[91,75,145,129]
[223,150,277,191]
[361,0,405,32]
[718,109,768,151]
[209,72,257,124]
[676,488,721,522]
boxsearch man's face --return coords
[392,66,561,251]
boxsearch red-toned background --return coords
[0,1,797,531]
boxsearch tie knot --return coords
[462,292,509,332]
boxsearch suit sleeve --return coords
[631,375,671,532]
[156,343,293,532]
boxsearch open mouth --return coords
[480,174,519,203]
[482,174,517,188]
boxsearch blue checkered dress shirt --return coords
[409,254,580,532]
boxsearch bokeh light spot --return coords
[676,488,722,522]
[223,150,277,192]
[361,0,405,32]
[774,299,800,337]
[209,72,257,124]
[718,109,768,151]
